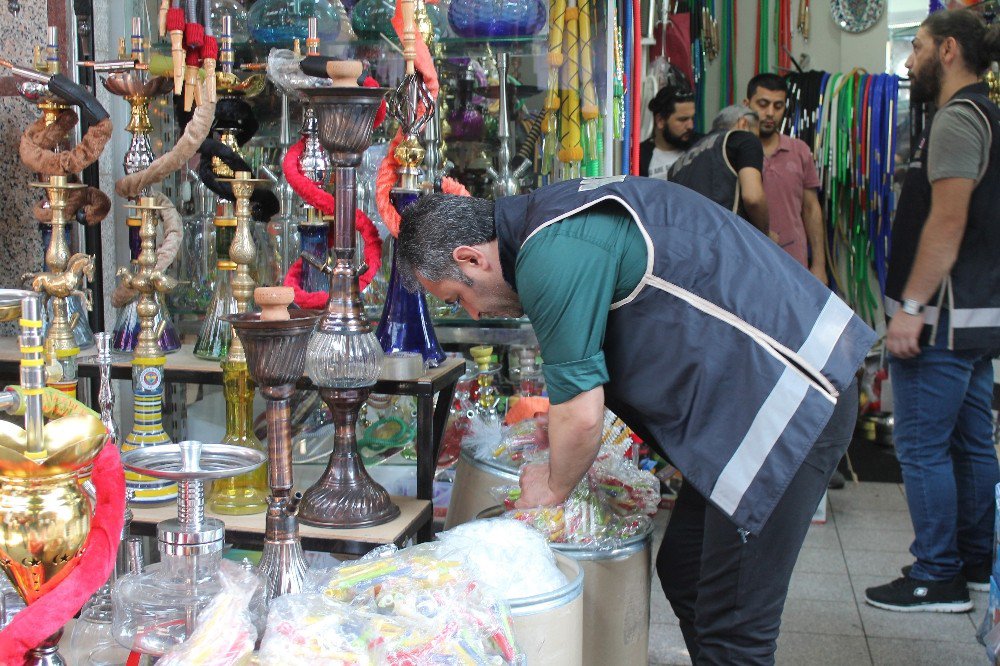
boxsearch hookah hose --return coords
[110,193,183,309]
[3,384,99,419]
[115,81,216,199]
[196,139,280,221]
[280,138,384,303]
[0,438,124,665]
[631,0,642,171]
[375,0,470,238]
[622,0,632,174]
[19,109,112,226]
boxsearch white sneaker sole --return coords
[967,581,990,593]
[864,598,973,613]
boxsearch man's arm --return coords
[886,177,974,358]
[516,386,605,507]
[801,188,827,282]
[737,167,769,233]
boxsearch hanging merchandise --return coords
[831,0,885,33]
[447,0,548,38]
[786,70,899,326]
[797,0,810,39]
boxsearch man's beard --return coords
[758,121,778,138]
[910,55,943,105]
[661,125,694,150]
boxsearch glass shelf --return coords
[323,33,549,59]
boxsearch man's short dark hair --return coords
[397,194,496,287]
[746,73,787,100]
[648,85,695,120]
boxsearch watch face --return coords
[831,0,885,34]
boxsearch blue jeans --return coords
[890,328,1000,581]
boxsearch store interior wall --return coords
[693,0,890,123]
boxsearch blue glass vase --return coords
[249,0,345,51]
[375,191,445,367]
[298,222,330,293]
[447,0,546,38]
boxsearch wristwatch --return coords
[901,299,925,316]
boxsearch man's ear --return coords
[453,245,487,269]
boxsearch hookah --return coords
[470,344,501,423]
[118,197,179,504]
[297,70,400,528]
[194,14,271,361]
[374,0,446,366]
[208,171,271,515]
[259,79,302,286]
[486,52,530,198]
[101,21,183,355]
[0,295,117,666]
[513,346,545,396]
[22,175,94,400]
[228,287,321,599]
[113,440,265,655]
[3,27,111,353]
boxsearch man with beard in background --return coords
[639,85,697,179]
[865,8,1000,613]
[744,74,828,284]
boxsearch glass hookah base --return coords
[207,469,270,515]
[297,476,400,528]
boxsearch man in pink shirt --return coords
[745,73,828,282]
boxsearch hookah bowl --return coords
[0,413,108,666]
[114,441,265,656]
[296,85,400,529]
[227,307,321,599]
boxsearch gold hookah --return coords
[193,14,265,361]
[118,197,178,504]
[99,19,175,355]
[209,171,271,515]
[23,175,93,400]
[0,294,107,666]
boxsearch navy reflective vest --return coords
[885,82,1000,350]
[495,176,875,534]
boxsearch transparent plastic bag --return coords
[260,544,524,664]
[266,49,331,96]
[436,518,567,600]
[157,561,263,666]
[464,414,549,469]
[499,471,652,549]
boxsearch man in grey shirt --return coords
[867,8,1000,613]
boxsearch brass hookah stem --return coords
[226,171,259,363]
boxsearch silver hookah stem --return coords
[19,295,45,453]
[486,52,528,198]
[95,332,120,448]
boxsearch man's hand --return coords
[887,312,924,359]
[515,462,566,509]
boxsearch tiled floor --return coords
[648,482,989,665]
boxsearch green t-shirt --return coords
[515,203,648,405]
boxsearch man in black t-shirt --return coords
[668,105,770,234]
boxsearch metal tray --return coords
[121,441,266,480]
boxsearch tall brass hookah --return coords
[117,198,178,504]
[0,295,108,666]
[6,28,97,396]
[193,14,266,361]
[208,171,271,516]
[99,19,179,356]
[24,175,93,400]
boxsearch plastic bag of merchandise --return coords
[436,517,568,600]
[463,415,549,469]
[157,561,263,666]
[496,470,652,549]
[266,49,329,96]
[589,415,660,517]
[313,545,525,664]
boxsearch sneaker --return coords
[901,563,990,593]
[865,575,972,613]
